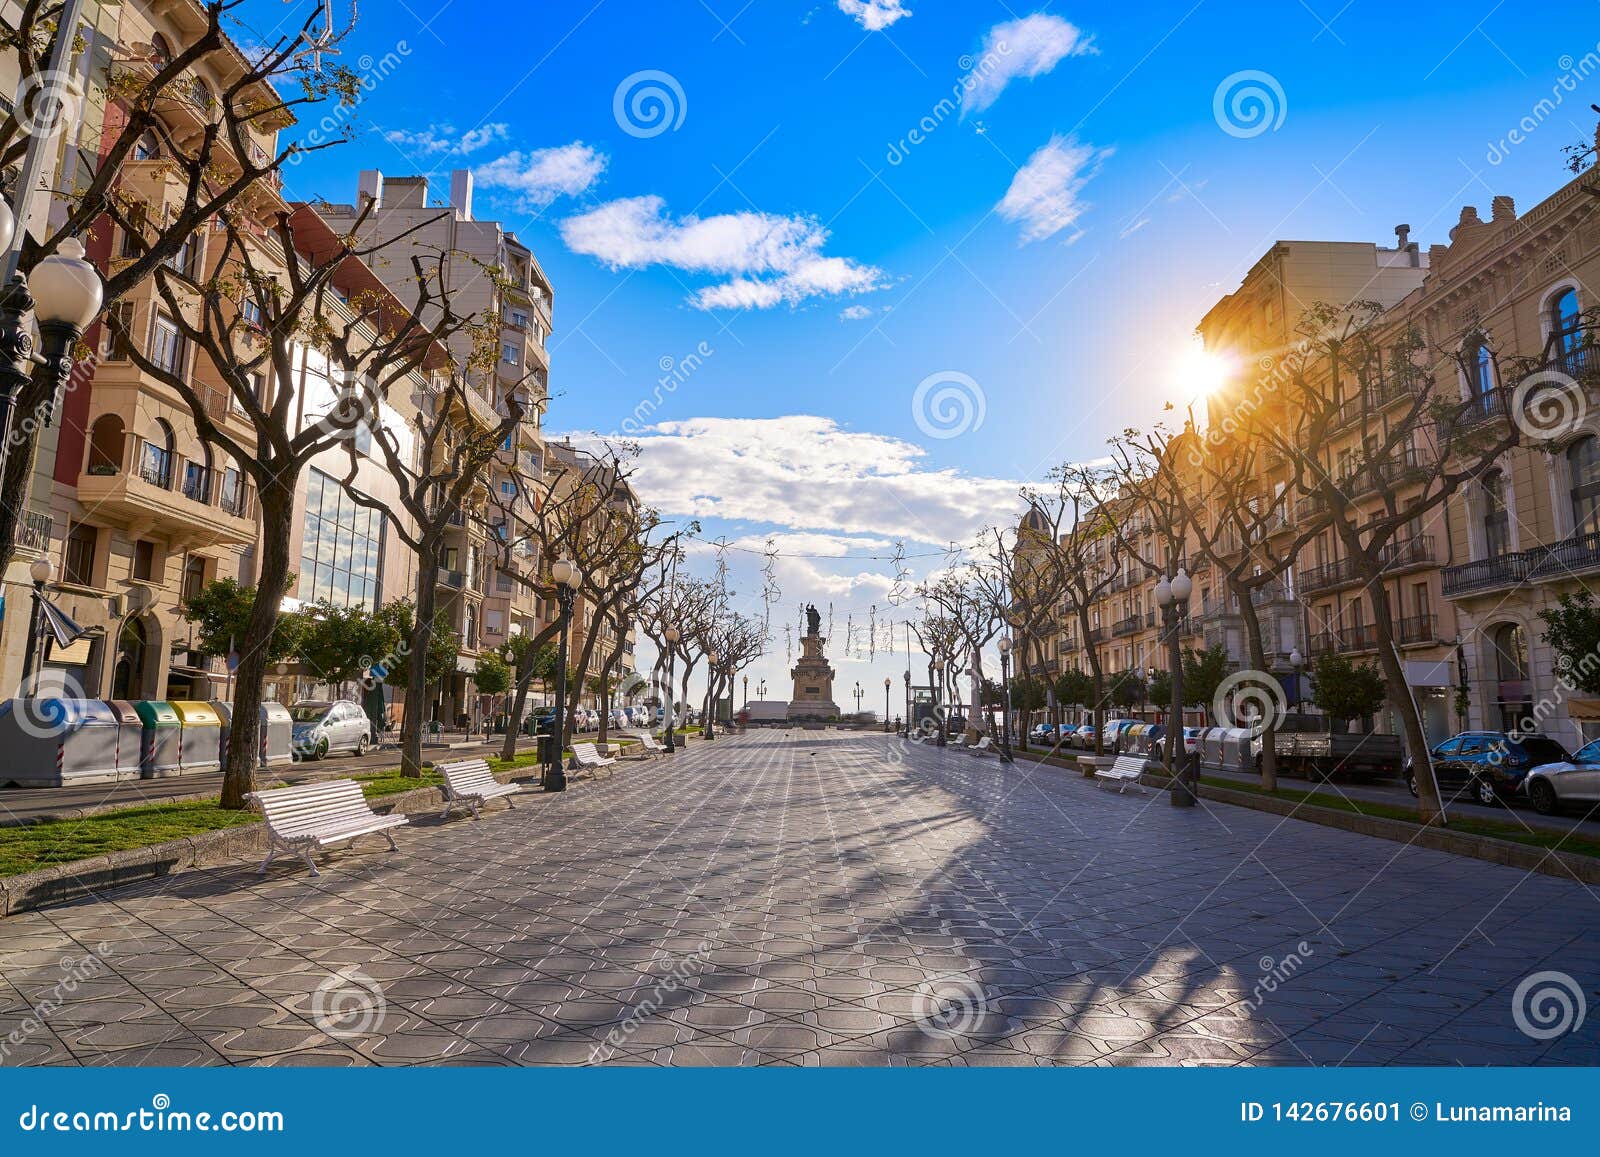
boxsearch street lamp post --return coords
[18,557,54,693]
[758,679,766,701]
[997,636,1015,763]
[704,649,718,741]
[883,676,891,733]
[902,669,911,738]
[543,558,582,792]
[0,228,104,482]
[1290,647,1304,726]
[1155,566,1194,808]
[743,674,749,709]
[853,680,863,717]
[932,657,946,748]
[662,626,679,754]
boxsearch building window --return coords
[1467,336,1494,411]
[140,420,175,488]
[100,303,135,361]
[1552,287,1584,371]
[510,310,528,328]
[298,467,385,609]
[1569,436,1600,536]
[63,523,97,587]
[181,555,207,604]
[1491,622,1532,731]
[132,540,156,582]
[241,297,263,327]
[1481,469,1510,557]
[501,342,521,366]
[150,314,185,375]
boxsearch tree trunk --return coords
[1231,582,1279,791]
[220,480,295,809]
[401,558,441,778]
[1363,559,1446,824]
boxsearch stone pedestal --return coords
[787,631,839,721]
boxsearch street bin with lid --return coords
[260,702,293,768]
[132,700,183,778]
[170,701,222,775]
[105,700,144,780]
[0,698,132,788]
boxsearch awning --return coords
[1566,696,1600,721]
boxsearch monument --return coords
[787,604,840,721]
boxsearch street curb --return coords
[1145,773,1600,886]
[0,767,545,919]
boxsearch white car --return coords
[1524,738,1600,814]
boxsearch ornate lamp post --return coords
[0,230,104,482]
[662,625,679,753]
[853,680,863,716]
[997,636,1015,763]
[1155,566,1194,808]
[902,669,911,738]
[704,649,718,741]
[758,679,766,700]
[932,657,946,748]
[743,674,749,708]
[1290,647,1304,726]
[543,558,581,792]
[883,676,891,732]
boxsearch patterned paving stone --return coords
[2,731,1597,1065]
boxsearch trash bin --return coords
[0,699,134,787]
[260,702,293,768]
[170,701,222,775]
[536,731,558,768]
[1220,727,1255,771]
[211,699,235,767]
[105,700,143,781]
[133,700,183,779]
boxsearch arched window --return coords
[133,131,159,161]
[1570,436,1600,536]
[1490,623,1532,732]
[1481,469,1509,557]
[149,34,172,66]
[1551,288,1582,359]
[87,415,125,474]
[113,617,149,700]
[183,442,213,503]
[140,420,174,488]
[1466,336,1495,412]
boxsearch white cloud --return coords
[965,14,1096,113]
[582,415,1025,543]
[475,142,607,209]
[383,122,509,156]
[561,196,889,310]
[837,0,911,32]
[997,135,1110,244]
[839,305,874,321]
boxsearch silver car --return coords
[1524,738,1600,815]
[289,700,373,760]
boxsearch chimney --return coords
[1491,195,1516,222]
[1394,223,1410,249]
[450,169,474,221]
[1449,205,1481,241]
[358,169,384,209]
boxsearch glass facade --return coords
[300,468,385,608]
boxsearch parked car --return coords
[1520,738,1600,815]
[1029,723,1056,742]
[288,700,373,760]
[1406,731,1570,806]
[1100,718,1138,752]
[1070,723,1096,749]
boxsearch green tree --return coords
[1053,667,1093,708]
[297,602,400,692]
[1539,590,1600,695]
[474,652,512,696]
[373,600,460,690]
[1311,652,1386,727]
[1181,645,1233,715]
[1108,670,1145,710]
[182,578,304,664]
[499,636,560,758]
[1148,667,1172,710]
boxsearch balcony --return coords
[1112,615,1141,638]
[1299,535,1436,595]
[437,568,465,590]
[1442,530,1600,598]
[1309,623,1378,656]
[77,437,256,546]
[1329,373,1419,432]
[1086,626,1108,644]
[1394,614,1437,646]
[12,511,51,555]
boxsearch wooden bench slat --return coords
[246,779,408,877]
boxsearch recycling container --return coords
[0,699,133,787]
[210,699,235,767]
[105,700,144,780]
[132,700,183,779]
[1219,727,1255,771]
[1200,727,1228,768]
[260,702,293,768]
[170,701,222,775]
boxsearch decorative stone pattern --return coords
[0,732,1594,1067]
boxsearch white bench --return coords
[1095,754,1150,794]
[571,742,617,777]
[629,731,668,756]
[245,779,409,877]
[436,758,524,820]
[967,736,997,758]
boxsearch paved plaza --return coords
[1,731,1596,1066]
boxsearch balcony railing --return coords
[1299,534,1435,595]
[1112,615,1141,637]
[13,511,51,553]
[1394,614,1437,646]
[1086,626,1107,644]
[1442,530,1600,598]
[437,568,464,590]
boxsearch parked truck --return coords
[1250,716,1404,781]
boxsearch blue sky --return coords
[237,0,1600,703]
